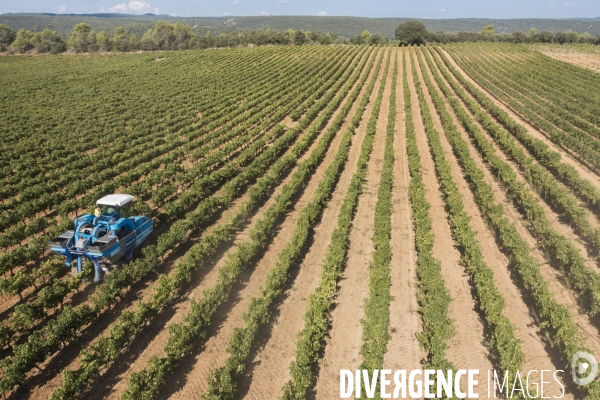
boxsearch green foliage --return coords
[30,29,67,54]
[480,24,495,36]
[358,50,394,395]
[0,24,16,47]
[12,29,34,53]
[402,48,455,374]
[204,50,381,400]
[67,22,92,52]
[396,20,429,45]
[0,46,367,395]
[443,45,600,314]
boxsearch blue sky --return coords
[1,0,599,19]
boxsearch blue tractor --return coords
[48,194,153,283]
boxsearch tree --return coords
[535,30,554,43]
[361,30,371,44]
[529,27,537,36]
[0,24,16,50]
[68,22,92,53]
[294,30,306,45]
[11,29,34,53]
[30,30,66,54]
[173,22,193,49]
[139,29,157,51]
[86,30,99,52]
[510,30,529,43]
[96,30,111,51]
[481,24,495,36]
[112,26,129,51]
[153,21,176,50]
[368,33,388,45]
[318,33,332,45]
[395,20,428,45]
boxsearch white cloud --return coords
[565,2,570,5]
[316,11,327,16]
[548,4,557,7]
[233,0,240,5]
[222,11,230,15]
[440,8,445,12]
[108,1,158,14]
[277,0,288,3]
[58,5,66,13]
[260,10,269,15]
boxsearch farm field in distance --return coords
[1,42,600,399]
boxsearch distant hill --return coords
[1,13,599,39]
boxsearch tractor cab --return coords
[95,194,135,219]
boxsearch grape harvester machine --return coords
[48,194,153,283]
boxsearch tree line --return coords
[0,21,362,54]
[396,20,600,46]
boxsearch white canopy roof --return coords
[96,194,135,207]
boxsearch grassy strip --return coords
[48,48,377,400]
[424,46,600,399]
[119,49,384,400]
[279,49,388,400]
[358,49,395,393]
[201,47,391,400]
[414,47,526,385]
[428,48,600,316]
[402,48,455,373]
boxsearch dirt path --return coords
[312,48,390,400]
[409,47,492,396]
[439,47,600,190]
[433,46,600,395]
[238,48,389,400]
[421,47,575,399]
[382,48,424,372]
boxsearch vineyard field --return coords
[1,43,600,399]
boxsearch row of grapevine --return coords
[429,50,600,244]
[531,43,600,74]
[424,51,600,255]
[401,48,455,372]
[0,46,346,273]
[425,45,600,399]
[479,46,600,126]
[474,49,600,133]
[0,45,360,330]
[358,50,395,390]
[0,47,303,223]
